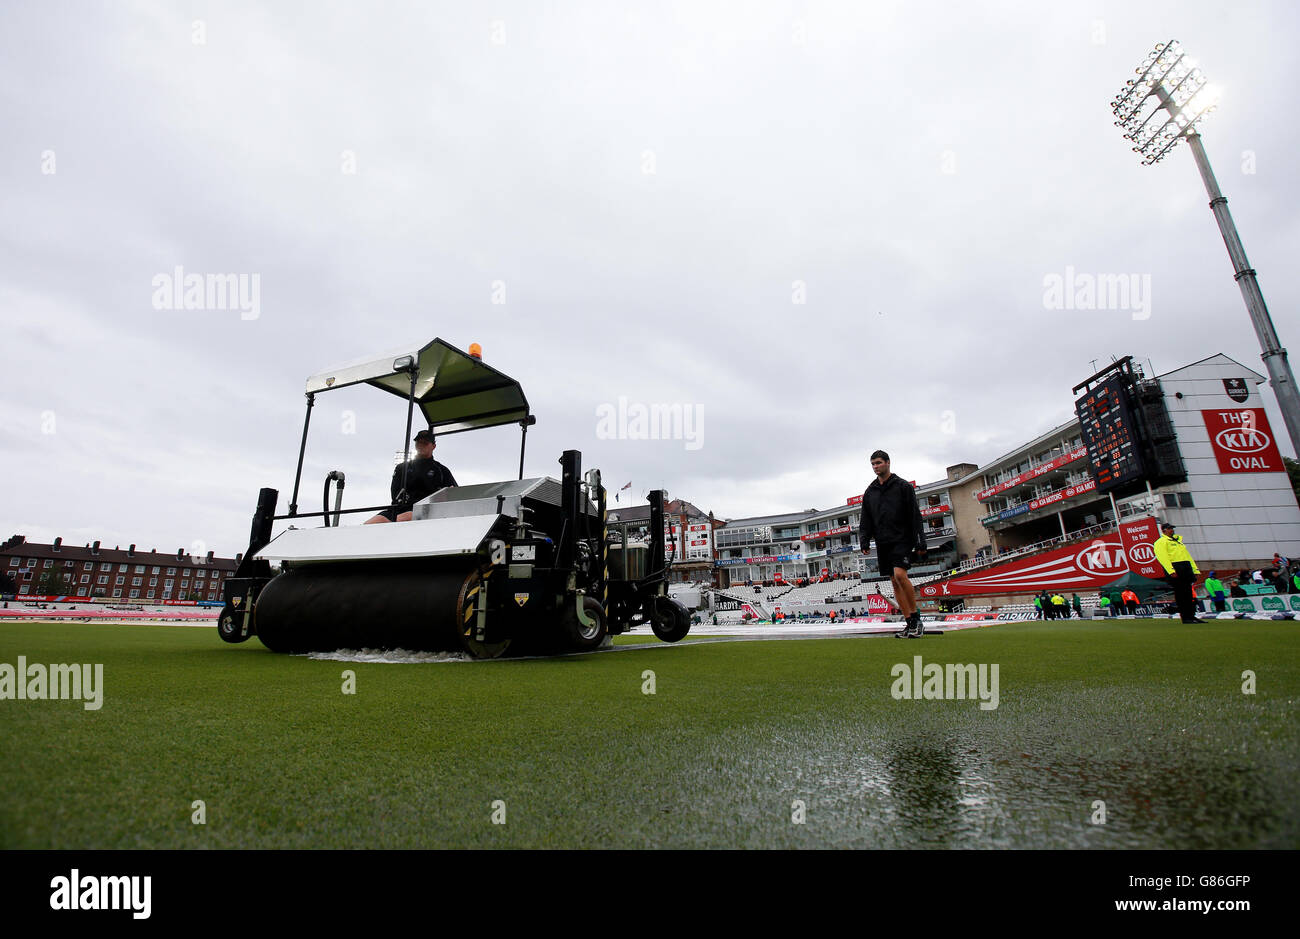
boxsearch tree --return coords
[33,569,76,596]
[1286,457,1300,508]
[0,571,17,595]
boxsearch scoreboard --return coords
[1075,375,1145,492]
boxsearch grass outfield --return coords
[1,619,1297,849]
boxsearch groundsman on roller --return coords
[366,428,457,524]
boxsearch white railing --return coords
[954,520,1119,576]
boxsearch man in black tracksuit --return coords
[365,428,458,523]
[859,450,928,638]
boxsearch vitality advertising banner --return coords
[918,536,1133,597]
[1201,408,1286,473]
[866,594,893,614]
[1118,516,1164,579]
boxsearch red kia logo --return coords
[1130,543,1155,563]
[923,586,936,596]
[1074,539,1127,575]
[1215,427,1271,454]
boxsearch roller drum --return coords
[253,558,479,653]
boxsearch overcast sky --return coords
[3,0,1298,559]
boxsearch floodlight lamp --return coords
[1110,40,1218,165]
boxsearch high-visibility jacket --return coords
[1205,577,1224,596]
[1154,534,1199,576]
[1051,595,1065,606]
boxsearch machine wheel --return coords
[649,596,691,643]
[217,605,250,643]
[561,595,608,651]
[457,569,512,659]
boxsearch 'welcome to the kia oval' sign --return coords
[1201,409,1285,473]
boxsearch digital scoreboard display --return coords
[1075,375,1145,492]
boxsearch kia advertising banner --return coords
[1201,408,1286,473]
[1118,517,1164,579]
[801,525,852,541]
[918,536,1133,597]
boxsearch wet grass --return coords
[1,619,1296,848]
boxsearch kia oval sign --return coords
[1214,427,1271,454]
[1202,409,1285,473]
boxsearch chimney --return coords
[53,537,62,552]
[177,548,185,560]
[206,550,215,563]
[91,540,100,555]
[128,544,135,557]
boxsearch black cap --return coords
[1161,520,1175,530]
[414,429,435,443]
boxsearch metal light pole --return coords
[1112,39,1300,458]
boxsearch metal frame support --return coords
[288,393,315,517]
[518,414,536,480]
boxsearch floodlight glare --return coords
[1110,40,1300,459]
[1111,40,1219,165]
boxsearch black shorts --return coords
[876,543,913,574]
[378,503,413,522]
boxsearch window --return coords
[115,576,125,585]
[80,575,90,584]
[100,563,111,571]
[64,560,74,567]
[152,566,160,574]
[19,585,29,594]
[149,578,157,587]
[134,565,145,574]
[165,579,174,588]
[129,589,139,598]
[97,576,108,585]
[112,589,122,597]
[8,558,17,566]
[163,589,172,599]
[43,559,53,568]
[1163,493,1177,508]
[83,562,93,570]
[196,570,206,579]
[167,567,176,575]
[131,577,142,586]
[1178,492,1194,507]
[23,572,32,581]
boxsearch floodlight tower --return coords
[1111,39,1300,458]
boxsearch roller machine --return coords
[218,339,690,657]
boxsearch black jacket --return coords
[391,457,457,506]
[859,474,925,551]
